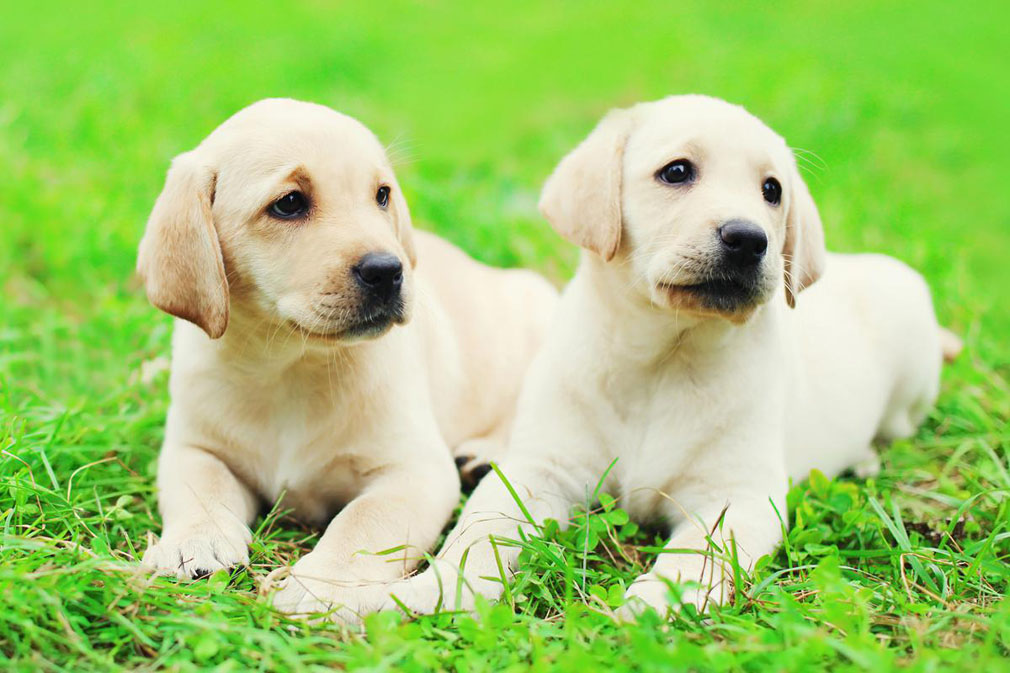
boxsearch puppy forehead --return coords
[627,96,790,170]
[206,99,390,180]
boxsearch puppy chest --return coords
[202,393,364,516]
[264,424,362,503]
[607,392,733,513]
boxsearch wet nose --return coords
[718,220,768,267]
[352,252,403,301]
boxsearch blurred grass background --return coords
[1,1,1007,671]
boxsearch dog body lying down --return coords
[323,95,956,621]
[137,99,557,613]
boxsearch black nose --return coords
[352,252,403,300]
[718,220,768,267]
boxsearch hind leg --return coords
[863,385,937,478]
[453,418,511,492]
[853,447,881,479]
[877,389,934,443]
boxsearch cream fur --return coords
[324,95,950,622]
[136,99,558,617]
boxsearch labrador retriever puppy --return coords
[136,98,557,615]
[325,94,960,622]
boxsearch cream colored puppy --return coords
[136,98,557,615]
[328,94,959,621]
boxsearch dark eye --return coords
[762,178,782,205]
[657,159,695,185]
[270,191,309,219]
[376,185,390,209]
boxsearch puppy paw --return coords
[617,572,722,621]
[271,575,350,622]
[455,456,493,493]
[270,562,475,625]
[141,523,251,580]
[453,437,505,492]
[270,555,388,624]
[617,575,674,621]
[271,577,409,626]
[853,450,881,479]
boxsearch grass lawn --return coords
[1,1,1008,670]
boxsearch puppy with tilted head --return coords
[136,98,557,615]
[327,94,960,622]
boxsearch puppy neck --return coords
[578,253,762,366]
[190,303,390,375]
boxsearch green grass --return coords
[2,1,1008,670]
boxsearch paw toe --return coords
[141,531,248,580]
[460,462,492,492]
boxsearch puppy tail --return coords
[940,327,964,363]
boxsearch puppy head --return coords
[137,98,416,343]
[539,95,825,321]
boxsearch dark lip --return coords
[340,312,399,338]
[658,275,763,313]
[666,277,751,295]
[290,308,404,342]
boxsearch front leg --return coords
[301,362,616,622]
[621,467,787,618]
[333,438,613,621]
[271,457,460,619]
[142,444,259,579]
[399,455,593,612]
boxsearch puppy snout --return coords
[718,220,767,267]
[352,252,403,301]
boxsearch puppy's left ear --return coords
[389,181,417,268]
[782,162,827,307]
[538,109,634,261]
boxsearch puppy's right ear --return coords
[137,151,229,338]
[538,110,634,262]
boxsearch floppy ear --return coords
[389,180,417,268]
[136,151,229,338]
[538,110,633,261]
[782,163,827,308]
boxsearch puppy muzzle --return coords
[677,270,764,313]
[682,220,771,312]
[344,251,407,338]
